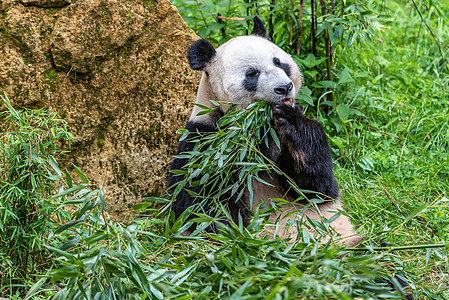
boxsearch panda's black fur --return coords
[168,16,359,246]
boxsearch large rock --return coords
[0,0,200,219]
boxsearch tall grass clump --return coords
[0,94,73,295]
[0,94,110,298]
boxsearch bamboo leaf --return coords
[73,164,89,184]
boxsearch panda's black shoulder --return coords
[184,120,217,133]
[186,107,224,132]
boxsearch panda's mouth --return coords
[281,98,294,105]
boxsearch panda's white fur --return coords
[169,17,363,247]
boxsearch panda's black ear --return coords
[251,16,269,39]
[187,39,216,70]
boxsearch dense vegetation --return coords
[172,0,449,296]
[0,0,447,298]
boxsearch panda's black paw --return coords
[273,103,302,130]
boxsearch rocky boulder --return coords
[0,0,200,219]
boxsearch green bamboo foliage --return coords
[0,93,73,292]
[171,102,278,219]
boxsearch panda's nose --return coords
[274,82,293,95]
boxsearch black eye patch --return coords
[273,57,291,77]
[245,68,260,77]
[243,67,260,92]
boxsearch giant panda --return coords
[168,16,363,247]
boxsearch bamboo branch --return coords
[347,243,447,252]
[216,16,246,21]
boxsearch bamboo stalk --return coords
[319,0,334,107]
[411,0,446,65]
[217,13,227,40]
[245,0,250,35]
[330,0,335,59]
[311,0,316,55]
[289,2,293,46]
[296,0,304,55]
[269,0,276,39]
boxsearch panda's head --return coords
[188,17,302,121]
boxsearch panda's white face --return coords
[206,36,302,106]
[187,20,303,122]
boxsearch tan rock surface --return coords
[0,0,200,219]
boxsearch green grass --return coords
[331,0,449,297]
